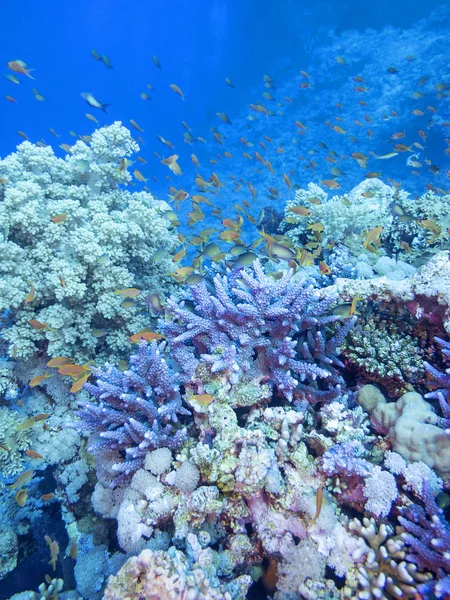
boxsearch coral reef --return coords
[283,180,450,263]
[399,483,450,598]
[0,407,33,476]
[0,122,179,364]
[343,314,423,397]
[324,250,450,333]
[282,179,394,254]
[162,259,356,402]
[357,385,450,481]
[103,536,253,600]
[76,340,190,487]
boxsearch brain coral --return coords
[0,122,179,363]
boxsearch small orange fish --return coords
[114,288,141,298]
[58,364,87,376]
[69,540,78,560]
[7,60,34,78]
[28,319,55,331]
[133,169,148,182]
[289,205,311,216]
[129,119,143,132]
[50,213,68,224]
[319,261,331,275]
[349,295,361,317]
[363,226,383,249]
[400,241,412,253]
[70,372,91,394]
[169,83,184,99]
[46,356,74,368]
[172,247,187,262]
[25,283,35,304]
[220,230,240,241]
[283,174,292,189]
[26,449,44,459]
[191,394,214,406]
[310,487,324,525]
[29,373,52,388]
[15,489,28,507]
[41,493,55,501]
[6,95,17,103]
[45,535,59,571]
[9,470,34,489]
[129,331,165,343]
[321,179,340,189]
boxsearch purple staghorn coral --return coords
[161,260,355,402]
[76,340,190,487]
[424,337,450,434]
[398,482,450,598]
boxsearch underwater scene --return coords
[1,0,450,598]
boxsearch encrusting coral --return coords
[0,121,179,365]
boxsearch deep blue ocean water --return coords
[1,0,449,213]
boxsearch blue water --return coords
[1,0,449,212]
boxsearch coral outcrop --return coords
[0,122,179,365]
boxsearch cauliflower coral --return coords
[0,122,179,364]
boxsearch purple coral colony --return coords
[1,7,450,600]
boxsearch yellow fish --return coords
[114,288,141,297]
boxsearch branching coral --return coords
[162,259,355,402]
[76,340,190,487]
[348,517,432,599]
[282,180,450,263]
[282,179,394,254]
[103,536,252,600]
[0,122,179,364]
[424,336,450,432]
[398,483,450,599]
[0,407,33,477]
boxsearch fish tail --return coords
[101,104,111,113]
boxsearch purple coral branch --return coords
[161,260,355,402]
[76,340,190,487]
[399,482,450,590]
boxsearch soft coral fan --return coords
[76,341,190,487]
[162,260,355,402]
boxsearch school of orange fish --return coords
[3,51,450,419]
